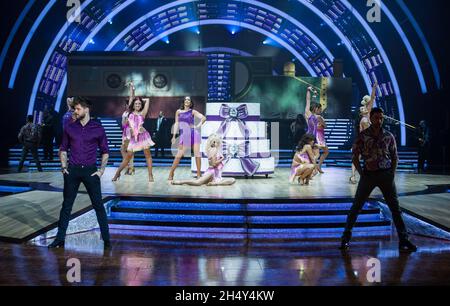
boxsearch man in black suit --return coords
[152,111,169,158]
[416,120,430,174]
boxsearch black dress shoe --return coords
[399,240,417,252]
[48,240,65,249]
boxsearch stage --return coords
[2,166,449,200]
[1,167,450,286]
[1,230,450,286]
[0,166,449,243]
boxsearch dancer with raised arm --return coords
[304,86,329,173]
[62,97,76,130]
[350,82,378,184]
[120,81,135,175]
[289,134,317,185]
[168,96,206,180]
[112,93,155,182]
[171,134,235,186]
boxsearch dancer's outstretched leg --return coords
[171,172,213,186]
[207,178,236,186]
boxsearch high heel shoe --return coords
[349,176,357,184]
[149,175,154,183]
[112,173,121,182]
[125,167,135,175]
[48,240,65,249]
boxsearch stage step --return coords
[8,148,419,171]
[107,199,391,240]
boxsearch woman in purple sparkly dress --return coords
[168,96,206,180]
[304,86,329,174]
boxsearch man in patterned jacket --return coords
[340,107,417,252]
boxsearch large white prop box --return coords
[191,103,275,177]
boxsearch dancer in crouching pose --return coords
[289,134,317,185]
[171,134,235,186]
[120,81,135,175]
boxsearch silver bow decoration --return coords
[222,140,260,176]
[217,104,250,138]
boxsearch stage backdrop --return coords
[234,76,352,120]
[67,53,208,118]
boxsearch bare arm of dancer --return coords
[67,97,74,111]
[128,81,135,106]
[351,137,363,176]
[367,81,378,114]
[122,113,128,128]
[360,117,370,132]
[208,155,224,168]
[291,153,302,167]
[141,98,150,118]
[122,82,134,127]
[171,110,180,144]
[318,115,326,128]
[305,87,312,119]
[192,110,206,129]
[305,145,317,164]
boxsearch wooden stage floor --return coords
[2,166,449,200]
[0,167,449,241]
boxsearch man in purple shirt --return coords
[48,97,111,249]
[340,108,417,252]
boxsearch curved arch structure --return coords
[0,0,441,146]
